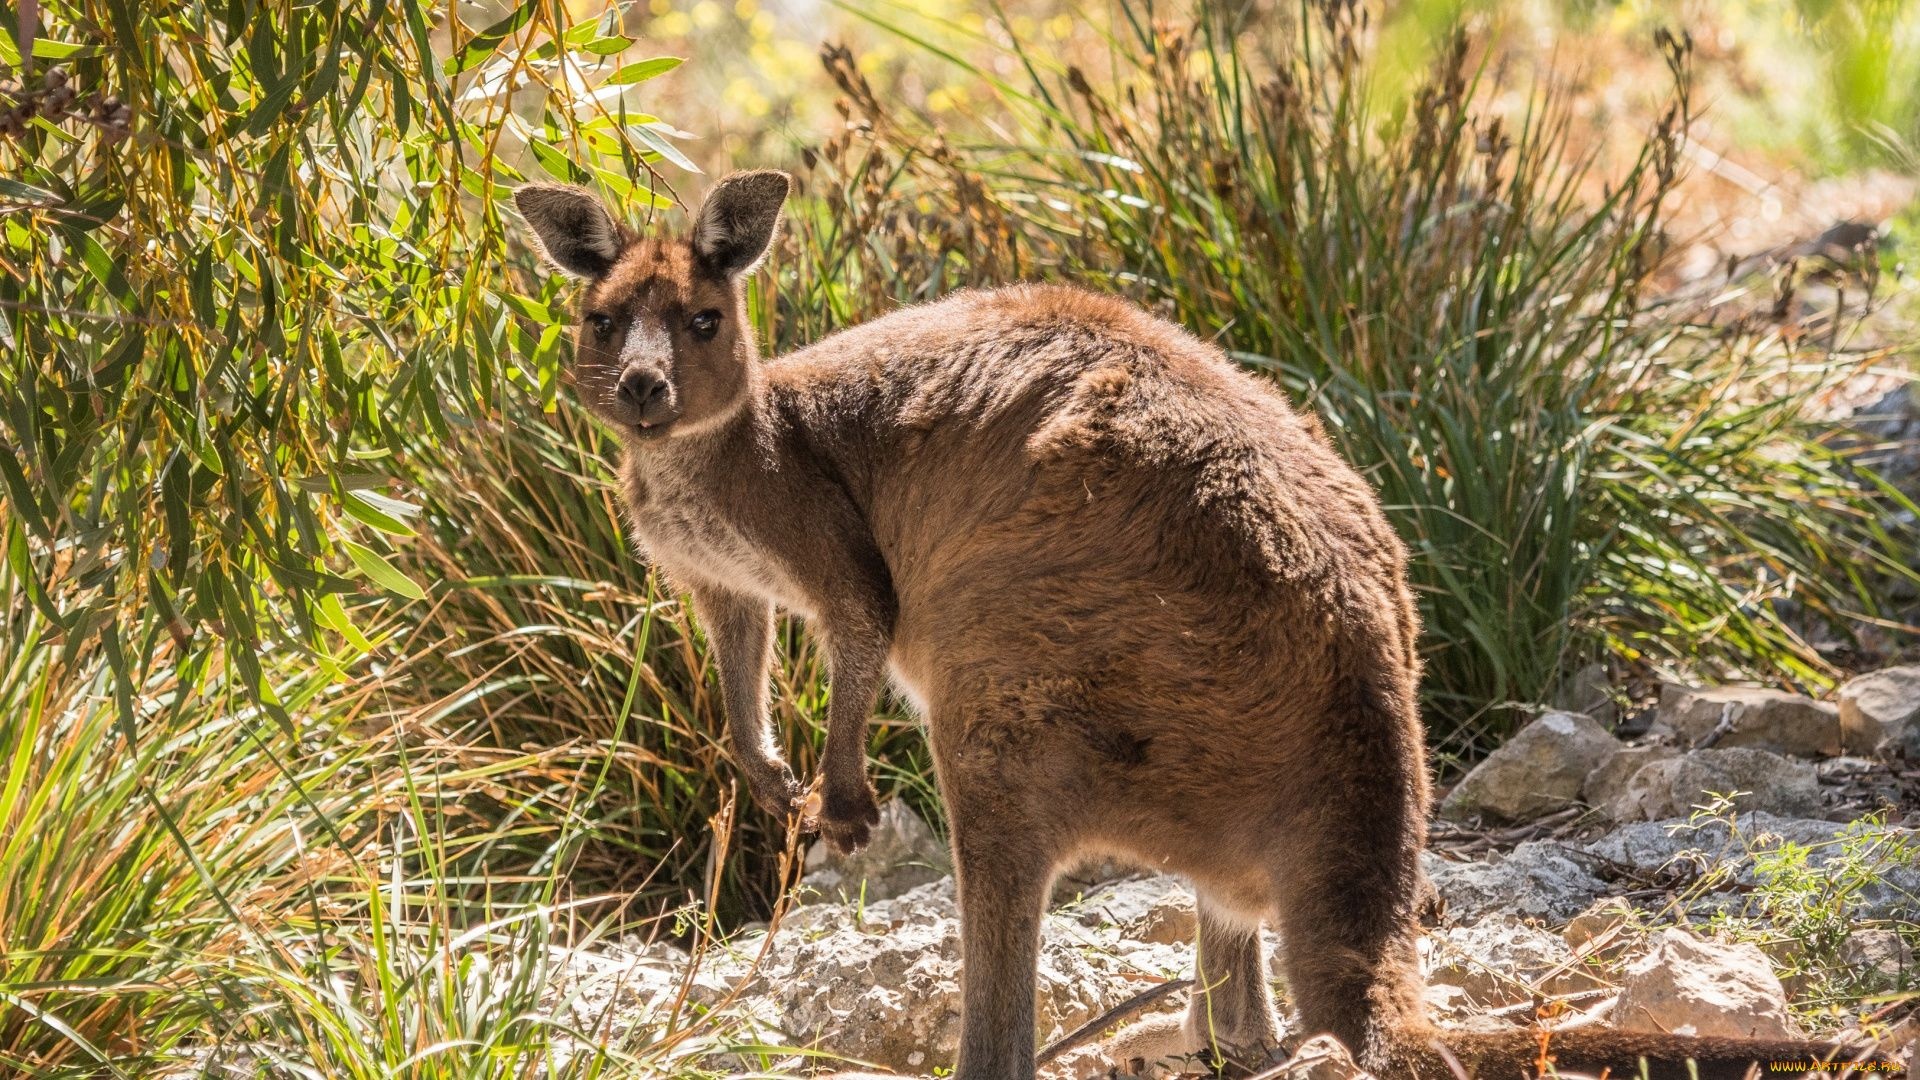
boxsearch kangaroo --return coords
[514,172,1882,1080]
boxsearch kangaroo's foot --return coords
[1073,1011,1290,1079]
[1078,1012,1208,1077]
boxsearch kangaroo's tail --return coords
[1387,1023,1897,1079]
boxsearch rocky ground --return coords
[539,666,1920,1078]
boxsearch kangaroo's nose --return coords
[617,369,668,410]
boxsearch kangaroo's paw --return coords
[1041,1013,1207,1080]
[743,764,804,822]
[814,781,881,855]
[1051,1013,1296,1080]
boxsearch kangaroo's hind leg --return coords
[1185,899,1284,1070]
[1095,897,1284,1076]
[933,714,1063,1080]
[951,829,1052,1080]
[1269,691,1430,1071]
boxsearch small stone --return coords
[1839,665,1920,759]
[1122,887,1197,947]
[1815,755,1881,780]
[1606,748,1821,822]
[1424,981,1472,1017]
[1578,812,1920,920]
[1561,897,1638,953]
[1071,875,1187,931]
[1423,842,1608,925]
[1852,383,1920,477]
[736,876,1162,1071]
[1426,919,1603,1007]
[1840,929,1913,989]
[1554,663,1619,726]
[1657,685,1842,757]
[1583,744,1680,815]
[1614,929,1799,1040]
[1440,711,1622,823]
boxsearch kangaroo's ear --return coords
[513,183,624,279]
[692,170,790,278]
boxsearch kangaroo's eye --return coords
[689,309,721,341]
[586,313,616,340]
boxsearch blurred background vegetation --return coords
[1,0,1916,1072]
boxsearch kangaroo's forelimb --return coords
[693,585,799,821]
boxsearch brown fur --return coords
[513,174,1886,1080]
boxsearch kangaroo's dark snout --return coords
[617,368,669,411]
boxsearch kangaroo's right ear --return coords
[513,183,624,279]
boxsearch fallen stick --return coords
[1036,978,1195,1066]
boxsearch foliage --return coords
[1672,796,1919,1018]
[1746,819,1918,1000]
[0,0,772,1070]
[0,594,788,1074]
[782,1,1917,750]
[0,0,689,695]
[1790,0,1920,167]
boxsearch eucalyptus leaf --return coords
[341,539,426,601]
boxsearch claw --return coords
[794,775,825,827]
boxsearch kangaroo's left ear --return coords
[692,170,791,278]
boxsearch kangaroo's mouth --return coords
[632,418,675,439]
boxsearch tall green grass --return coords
[0,573,786,1075]
[783,2,1918,752]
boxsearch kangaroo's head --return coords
[514,170,790,442]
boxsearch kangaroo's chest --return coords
[626,473,815,616]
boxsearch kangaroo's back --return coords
[767,284,1411,613]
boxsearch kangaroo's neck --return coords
[625,368,777,491]
[616,366,882,617]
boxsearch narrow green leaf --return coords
[606,56,682,85]
[628,122,699,173]
[580,35,633,56]
[313,591,375,652]
[341,539,426,601]
[339,489,416,536]
[442,0,536,75]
